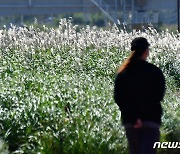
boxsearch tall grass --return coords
[0,19,179,153]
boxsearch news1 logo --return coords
[153,142,180,149]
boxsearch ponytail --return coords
[117,51,136,73]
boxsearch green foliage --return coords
[90,13,106,27]
[0,139,9,154]
[0,21,179,153]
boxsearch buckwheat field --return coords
[0,19,179,154]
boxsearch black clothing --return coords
[114,59,165,126]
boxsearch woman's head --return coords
[117,37,150,73]
[131,37,150,60]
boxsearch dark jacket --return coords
[114,59,165,126]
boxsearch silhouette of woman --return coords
[114,37,166,154]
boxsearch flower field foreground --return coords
[0,19,179,153]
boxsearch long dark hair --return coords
[117,37,150,73]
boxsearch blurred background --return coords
[0,0,179,32]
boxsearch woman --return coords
[114,37,166,154]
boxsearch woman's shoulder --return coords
[145,61,163,75]
[115,71,124,79]
[114,70,127,83]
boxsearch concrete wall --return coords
[0,0,91,5]
[134,0,177,10]
[133,0,177,24]
[0,0,177,24]
[0,0,98,16]
[0,0,177,15]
